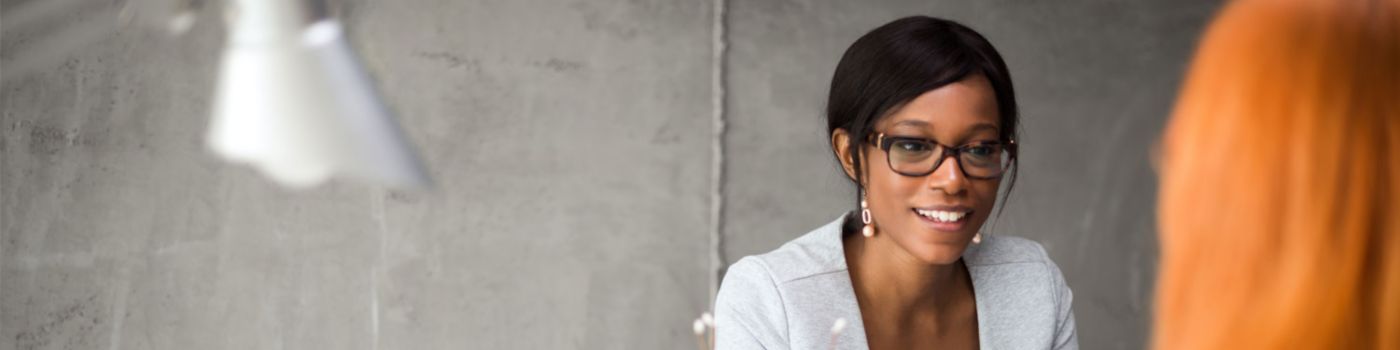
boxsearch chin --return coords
[907,241,969,265]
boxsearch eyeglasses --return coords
[869,133,1016,179]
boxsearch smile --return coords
[914,208,969,223]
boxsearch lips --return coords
[912,206,973,233]
[915,208,968,222]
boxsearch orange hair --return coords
[1153,0,1400,349]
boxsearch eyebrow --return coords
[891,120,929,128]
[888,120,1000,134]
[967,123,1000,134]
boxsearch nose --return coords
[927,154,967,195]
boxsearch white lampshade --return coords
[207,0,429,189]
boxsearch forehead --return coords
[875,73,1000,136]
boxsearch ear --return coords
[831,129,859,182]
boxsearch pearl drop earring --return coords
[860,193,876,238]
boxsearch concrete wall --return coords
[1,0,1217,349]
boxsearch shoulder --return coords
[964,234,1073,311]
[714,216,846,319]
[964,235,1079,348]
[964,234,1057,267]
[713,216,850,349]
[714,254,793,348]
[736,216,849,284]
[716,214,846,296]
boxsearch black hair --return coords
[827,16,1020,230]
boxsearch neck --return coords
[845,233,970,316]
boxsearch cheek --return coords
[968,180,1002,219]
[866,166,923,216]
[975,179,1002,201]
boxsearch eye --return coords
[888,139,935,163]
[965,144,996,157]
[961,143,1005,169]
[894,140,932,152]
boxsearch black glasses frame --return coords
[870,133,1017,179]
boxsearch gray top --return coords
[714,215,1078,350]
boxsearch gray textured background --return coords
[1,0,1217,349]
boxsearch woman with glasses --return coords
[715,16,1077,350]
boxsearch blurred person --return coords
[715,16,1077,350]
[1153,0,1400,349]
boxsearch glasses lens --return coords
[888,139,939,175]
[960,143,1009,178]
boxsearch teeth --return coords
[916,209,967,223]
